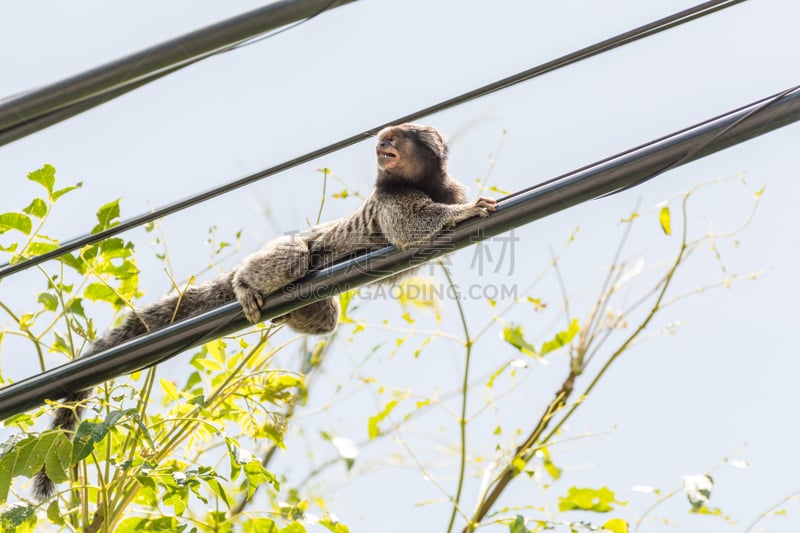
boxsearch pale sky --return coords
[1,1,799,531]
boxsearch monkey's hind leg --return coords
[276,297,340,335]
[233,236,312,324]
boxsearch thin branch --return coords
[743,488,800,533]
[440,259,473,533]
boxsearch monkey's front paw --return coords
[473,196,497,217]
[234,281,264,324]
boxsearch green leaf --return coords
[3,414,35,429]
[244,518,279,533]
[163,489,188,516]
[503,324,537,357]
[279,524,307,533]
[46,500,65,526]
[68,298,86,318]
[71,421,109,464]
[99,237,132,258]
[1,503,35,529]
[509,515,531,533]
[0,212,32,235]
[22,198,47,219]
[225,437,280,497]
[52,182,82,201]
[540,318,580,356]
[0,431,72,504]
[558,486,624,513]
[367,399,399,440]
[43,434,71,484]
[225,437,250,481]
[52,331,72,357]
[243,459,279,496]
[57,252,86,274]
[116,517,180,533]
[0,434,24,458]
[38,292,58,312]
[104,409,135,428]
[603,518,629,533]
[83,282,119,306]
[92,199,121,234]
[71,410,133,465]
[204,477,230,509]
[27,164,56,195]
[25,240,59,257]
[659,206,671,235]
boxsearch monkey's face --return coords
[376,129,402,172]
[376,125,447,181]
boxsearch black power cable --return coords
[0,0,748,279]
[0,0,355,140]
[1,84,797,421]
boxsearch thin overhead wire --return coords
[0,0,748,280]
[0,0,356,142]
[1,84,797,421]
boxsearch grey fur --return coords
[32,123,496,499]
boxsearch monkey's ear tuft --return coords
[413,126,448,160]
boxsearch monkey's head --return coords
[375,124,466,204]
[376,124,448,180]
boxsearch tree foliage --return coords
[0,165,789,532]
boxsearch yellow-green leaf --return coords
[207,339,227,363]
[84,282,118,305]
[22,198,47,219]
[540,318,580,356]
[25,240,59,257]
[92,199,121,234]
[339,289,357,320]
[503,324,537,357]
[558,486,624,513]
[397,277,438,310]
[27,164,56,194]
[196,357,224,373]
[367,400,399,440]
[659,206,671,235]
[244,518,279,533]
[603,518,629,533]
[540,447,562,480]
[160,378,179,402]
[320,514,349,533]
[0,212,32,235]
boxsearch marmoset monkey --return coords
[33,123,496,499]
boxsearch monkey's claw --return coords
[234,282,265,324]
[474,196,497,217]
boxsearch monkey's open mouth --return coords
[377,149,398,161]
